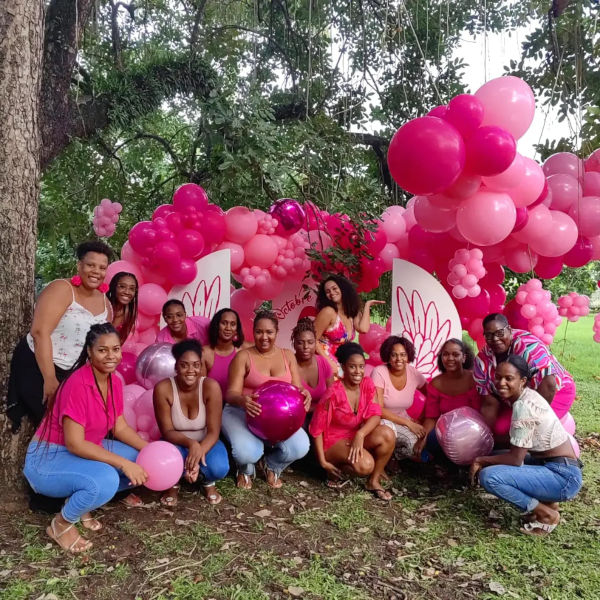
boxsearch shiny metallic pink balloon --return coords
[268,199,306,235]
[435,406,494,465]
[247,381,306,443]
[135,343,176,389]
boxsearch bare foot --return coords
[236,472,252,490]
[81,512,102,531]
[160,486,180,507]
[266,469,283,489]
[120,493,143,507]
[47,515,92,554]
[202,484,222,505]
[366,476,393,501]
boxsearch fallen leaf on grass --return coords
[447,539,458,547]
[254,509,272,518]
[357,527,369,533]
[175,519,192,526]
[299,481,309,487]
[489,581,506,594]
[287,586,305,596]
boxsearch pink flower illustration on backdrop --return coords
[395,286,452,378]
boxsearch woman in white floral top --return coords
[469,356,582,536]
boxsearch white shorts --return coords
[381,419,419,458]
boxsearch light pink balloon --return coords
[509,157,545,208]
[482,153,525,191]
[413,195,457,233]
[505,244,538,273]
[444,172,482,199]
[456,190,516,246]
[403,202,417,231]
[475,76,536,139]
[136,441,184,491]
[546,173,582,212]
[217,241,245,271]
[543,152,584,180]
[138,283,167,316]
[529,211,578,257]
[225,206,258,244]
[380,207,407,242]
[380,243,400,269]
[105,260,143,286]
[569,196,600,238]
[512,205,553,244]
[244,234,279,268]
[583,172,600,196]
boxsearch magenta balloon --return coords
[117,351,138,385]
[413,195,457,233]
[466,126,516,176]
[503,298,529,329]
[202,206,227,246]
[529,211,578,257]
[445,94,485,138]
[456,190,516,246]
[488,283,507,312]
[152,204,173,220]
[563,236,594,268]
[509,157,546,208]
[546,173,581,212]
[172,183,209,213]
[153,241,181,269]
[569,196,600,238]
[177,229,205,259]
[244,234,279,268]
[444,171,482,199]
[171,258,197,285]
[534,255,563,279]
[475,76,536,139]
[454,289,490,319]
[435,407,494,465]
[225,206,258,244]
[135,343,176,389]
[542,152,583,179]
[512,207,529,233]
[136,441,184,491]
[427,105,448,118]
[129,221,157,253]
[268,199,306,235]
[529,179,551,208]
[387,116,466,195]
[138,283,168,316]
[480,262,505,286]
[218,241,245,271]
[247,381,306,443]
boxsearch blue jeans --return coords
[23,440,139,523]
[175,440,230,484]
[479,461,583,513]
[221,405,309,476]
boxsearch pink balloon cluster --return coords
[122,384,161,442]
[558,292,591,322]
[514,279,561,345]
[93,198,122,237]
[593,314,600,343]
[447,248,486,299]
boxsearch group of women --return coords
[6,242,583,553]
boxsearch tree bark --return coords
[0,1,45,491]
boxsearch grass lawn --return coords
[1,317,598,600]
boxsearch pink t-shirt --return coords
[36,364,124,446]
[156,315,210,345]
[302,355,333,406]
[371,364,426,419]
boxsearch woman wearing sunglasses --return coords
[473,313,575,445]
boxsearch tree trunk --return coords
[0,1,45,491]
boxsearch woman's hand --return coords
[348,432,365,464]
[365,300,386,309]
[121,460,148,486]
[320,460,342,479]
[413,435,427,457]
[243,394,262,417]
[469,459,483,486]
[407,421,426,439]
[186,440,207,473]
[43,376,60,404]
[301,388,312,412]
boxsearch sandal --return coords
[81,514,102,531]
[160,485,180,507]
[520,517,560,536]
[265,469,283,489]
[236,472,253,490]
[365,487,393,502]
[202,483,222,505]
[326,479,349,489]
[47,516,92,554]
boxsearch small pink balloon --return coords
[244,234,279,268]
[543,152,584,180]
[153,204,173,220]
[136,441,184,491]
[546,173,582,212]
[466,126,516,176]
[217,241,245,271]
[427,105,448,118]
[509,157,546,208]
[520,304,537,319]
[172,183,209,213]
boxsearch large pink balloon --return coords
[172,183,209,213]
[247,381,306,444]
[171,259,197,285]
[529,211,578,257]
[512,204,552,244]
[563,236,593,268]
[466,126,516,176]
[543,152,583,179]
[117,351,138,385]
[217,241,245,271]
[244,234,279,268]
[435,407,494,465]
[546,173,581,212]
[225,207,258,244]
[534,255,563,279]
[105,260,143,286]
[380,207,407,242]
[413,195,456,233]
[138,283,168,316]
[135,343,176,389]
[202,206,227,246]
[509,157,546,208]
[482,153,525,191]
[475,76,536,139]
[177,229,205,259]
[456,190,516,246]
[136,441,184,491]
[387,116,466,195]
[569,196,600,238]
[583,172,600,196]
[444,94,484,138]
[505,244,537,273]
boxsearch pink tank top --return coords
[242,349,292,396]
[302,355,333,407]
[170,377,207,441]
[208,350,236,397]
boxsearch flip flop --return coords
[520,517,560,536]
[365,487,393,502]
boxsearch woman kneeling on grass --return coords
[470,356,583,535]
[23,323,149,553]
[310,342,395,501]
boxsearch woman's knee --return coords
[230,436,264,466]
[353,453,375,476]
[204,443,230,481]
[478,466,499,491]
[282,429,310,461]
[93,465,121,505]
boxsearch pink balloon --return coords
[201,206,227,246]
[217,241,245,271]
[563,236,593,268]
[244,234,279,268]
[136,441,184,491]
[117,352,138,385]
[428,105,448,118]
[482,153,525,191]
[456,190,516,246]
[444,94,484,138]
[546,173,582,212]
[120,241,142,265]
[247,381,306,444]
[413,195,457,233]
[512,207,529,233]
[129,221,157,253]
[231,288,260,321]
[105,260,143,287]
[152,241,181,271]
[444,172,482,199]
[380,207,406,242]
[543,152,583,179]
[520,303,537,319]
[583,172,600,196]
[172,183,209,213]
[138,327,158,345]
[503,298,529,329]
[152,204,173,220]
[590,235,600,260]
[488,283,507,312]
[569,196,600,238]
[380,242,400,269]
[509,157,546,208]
[512,204,552,244]
[171,259,197,285]
[387,116,466,195]
[269,199,306,235]
[475,76,536,139]
[138,283,168,316]
[506,244,537,273]
[177,229,205,259]
[529,211,578,257]
[136,343,176,389]
[225,207,258,244]
[466,126,516,176]
[407,390,426,421]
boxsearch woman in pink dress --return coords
[314,275,383,376]
[107,272,138,344]
[156,300,210,345]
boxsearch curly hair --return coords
[436,338,475,372]
[316,275,360,319]
[208,308,244,348]
[76,241,113,261]
[379,336,415,364]
[253,309,279,331]
[335,341,365,366]
[172,339,203,362]
[106,272,138,344]
[291,317,316,343]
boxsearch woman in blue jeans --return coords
[470,356,582,535]
[24,323,149,553]
[224,310,311,489]
[153,339,229,507]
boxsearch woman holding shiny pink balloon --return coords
[107,271,138,344]
[156,299,210,346]
[471,356,582,536]
[310,342,395,500]
[153,340,229,507]
[224,311,311,490]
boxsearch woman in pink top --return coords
[371,336,427,459]
[154,340,229,507]
[223,310,311,490]
[156,299,210,345]
[23,323,148,554]
[310,342,395,500]
[415,339,481,459]
[292,318,334,416]
[202,308,246,397]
